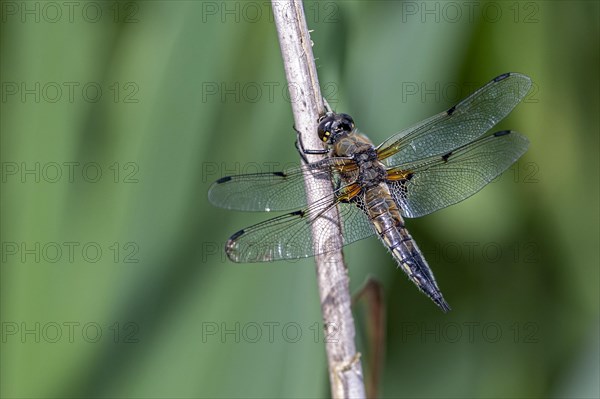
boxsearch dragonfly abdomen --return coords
[365,184,451,312]
[388,228,451,312]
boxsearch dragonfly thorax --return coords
[356,150,387,188]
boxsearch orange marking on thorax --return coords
[337,183,362,202]
[386,168,413,181]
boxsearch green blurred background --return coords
[1,1,598,398]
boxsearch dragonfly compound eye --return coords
[338,114,355,132]
[318,113,355,143]
[318,117,334,142]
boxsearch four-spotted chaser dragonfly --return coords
[209,72,532,312]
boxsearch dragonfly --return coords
[208,72,532,312]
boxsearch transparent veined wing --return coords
[208,156,355,211]
[225,185,375,262]
[388,130,529,218]
[377,73,532,167]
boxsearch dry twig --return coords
[271,1,366,398]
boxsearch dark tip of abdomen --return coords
[436,297,452,313]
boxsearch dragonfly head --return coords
[317,113,355,144]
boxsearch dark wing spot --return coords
[229,229,245,241]
[446,105,456,116]
[494,72,511,82]
[442,151,452,162]
[216,176,232,184]
[273,171,286,177]
[494,130,512,137]
[290,210,305,217]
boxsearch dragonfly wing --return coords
[225,189,375,262]
[208,157,353,211]
[388,130,529,218]
[377,73,532,166]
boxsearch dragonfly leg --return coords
[293,124,328,163]
[322,96,333,113]
[293,97,334,162]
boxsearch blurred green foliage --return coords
[1,1,598,398]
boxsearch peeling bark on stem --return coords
[270,1,366,398]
